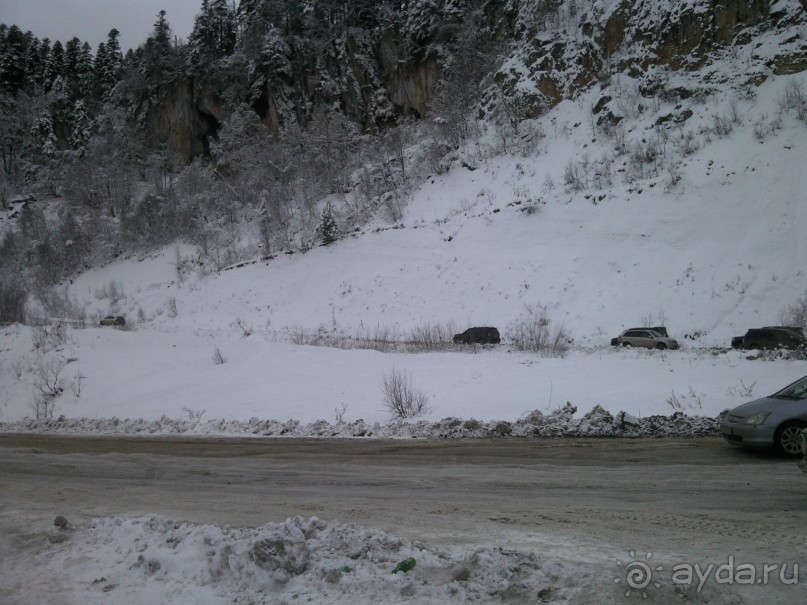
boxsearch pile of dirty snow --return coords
[0,403,720,439]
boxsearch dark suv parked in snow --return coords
[99,315,126,327]
[731,327,806,350]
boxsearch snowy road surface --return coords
[1,435,805,604]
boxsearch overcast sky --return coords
[0,0,202,51]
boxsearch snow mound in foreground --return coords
[19,515,580,604]
[6,514,750,605]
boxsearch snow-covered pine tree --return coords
[70,99,91,154]
[103,29,123,86]
[30,37,51,92]
[44,40,65,90]
[210,0,237,56]
[32,109,58,158]
[63,37,82,94]
[93,41,110,96]
[76,42,95,97]
[137,10,178,84]
[189,0,236,65]
[319,201,338,246]
[93,29,123,99]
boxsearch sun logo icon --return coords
[615,550,663,598]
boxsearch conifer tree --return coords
[76,42,95,100]
[104,29,123,81]
[189,0,236,65]
[260,24,291,80]
[63,37,82,94]
[210,0,236,56]
[70,99,91,154]
[0,25,30,93]
[45,40,65,90]
[319,201,338,246]
[30,37,50,92]
[93,41,109,96]
[32,109,57,157]
[94,30,123,98]
[138,10,179,84]
[152,11,172,50]
[189,0,213,60]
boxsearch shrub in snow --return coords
[31,355,66,417]
[507,304,570,358]
[779,288,807,332]
[406,321,457,352]
[31,322,70,352]
[212,346,226,365]
[37,287,86,326]
[780,81,807,123]
[382,367,430,419]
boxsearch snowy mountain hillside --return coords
[58,70,807,347]
[2,1,807,432]
[2,65,806,432]
[4,5,807,605]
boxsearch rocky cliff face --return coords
[495,0,805,120]
[145,30,437,162]
[143,0,806,162]
[377,31,438,119]
[144,79,225,161]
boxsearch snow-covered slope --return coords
[2,61,807,431]
[58,72,807,346]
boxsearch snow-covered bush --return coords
[406,322,458,352]
[35,286,86,326]
[382,368,430,419]
[31,322,70,351]
[778,288,807,332]
[507,304,570,358]
[212,347,226,365]
[779,80,807,123]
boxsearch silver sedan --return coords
[721,375,807,457]
[614,329,679,350]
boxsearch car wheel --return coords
[774,421,807,457]
[747,343,760,350]
[656,343,667,350]
[622,342,632,347]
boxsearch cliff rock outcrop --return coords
[140,0,806,162]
